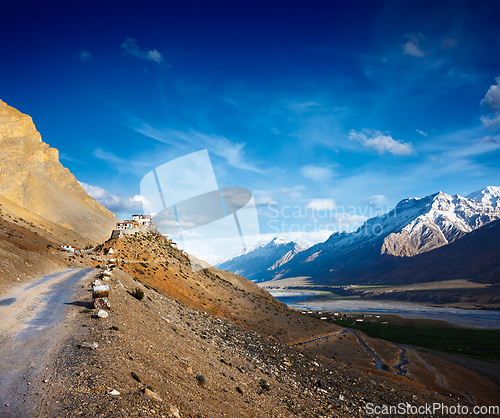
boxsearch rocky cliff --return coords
[0,100,119,243]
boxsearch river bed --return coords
[269,291,500,329]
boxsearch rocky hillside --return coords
[0,100,119,244]
[36,266,499,417]
[94,232,338,344]
[216,237,308,282]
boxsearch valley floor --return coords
[2,267,499,417]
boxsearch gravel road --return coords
[0,268,95,417]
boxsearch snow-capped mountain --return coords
[467,185,500,209]
[215,237,308,282]
[255,187,500,285]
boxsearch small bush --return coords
[195,374,206,387]
[131,287,144,300]
[110,326,119,331]
[80,308,92,313]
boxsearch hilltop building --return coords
[112,214,158,238]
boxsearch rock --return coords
[15,278,21,281]
[0,100,118,243]
[92,284,109,299]
[236,386,244,394]
[93,297,110,310]
[259,378,270,391]
[339,394,345,401]
[168,404,181,418]
[143,388,162,401]
[108,389,120,396]
[97,309,109,318]
[78,342,99,350]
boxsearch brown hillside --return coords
[94,232,341,344]
[0,99,119,244]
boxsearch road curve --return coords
[0,268,95,417]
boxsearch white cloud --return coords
[305,199,337,212]
[135,125,263,173]
[78,50,91,61]
[416,129,428,137]
[79,181,147,215]
[349,129,414,155]
[403,40,425,58]
[258,231,331,248]
[364,195,387,206]
[253,185,305,205]
[300,164,335,182]
[481,76,500,111]
[480,114,500,127]
[121,38,164,64]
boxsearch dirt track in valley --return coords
[0,268,95,417]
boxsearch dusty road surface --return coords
[0,268,96,417]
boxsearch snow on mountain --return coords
[467,186,500,209]
[215,237,308,282]
[264,187,500,284]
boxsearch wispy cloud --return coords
[402,33,425,58]
[416,129,428,137]
[78,49,91,61]
[135,124,264,173]
[93,148,153,174]
[79,181,147,215]
[300,164,335,182]
[60,153,83,164]
[287,101,326,114]
[121,38,165,64]
[349,129,414,155]
[403,41,425,58]
[253,185,305,207]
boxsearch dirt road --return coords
[0,268,95,417]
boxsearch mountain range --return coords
[217,187,500,285]
[216,237,308,282]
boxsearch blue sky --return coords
[1,0,499,252]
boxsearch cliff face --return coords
[0,100,119,243]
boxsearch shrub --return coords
[195,374,206,386]
[131,287,144,300]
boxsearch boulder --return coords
[97,309,109,318]
[143,388,162,401]
[93,297,110,310]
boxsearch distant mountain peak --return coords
[467,186,500,208]
[216,236,308,282]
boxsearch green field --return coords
[329,319,500,362]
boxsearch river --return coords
[269,291,500,329]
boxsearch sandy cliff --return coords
[0,100,119,243]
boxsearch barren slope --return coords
[0,99,119,244]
